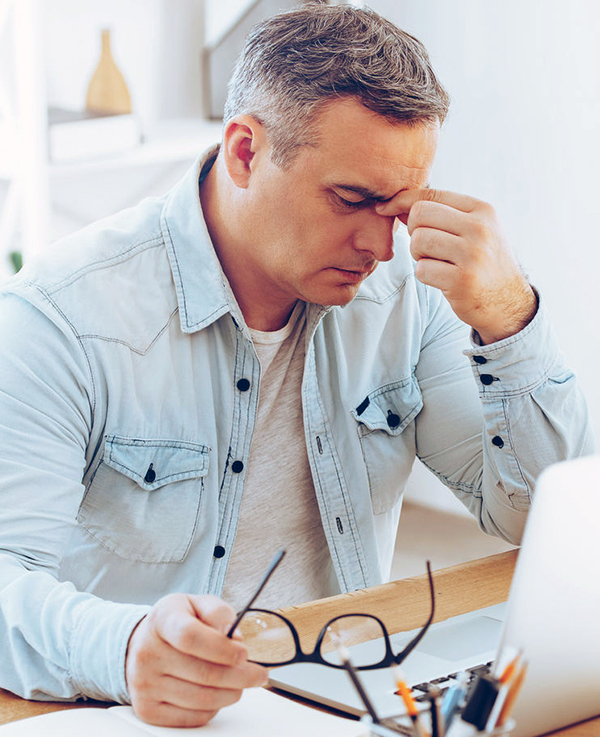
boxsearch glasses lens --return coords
[320,615,387,667]
[237,610,297,665]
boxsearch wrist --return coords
[474,284,538,345]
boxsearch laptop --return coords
[269,455,600,737]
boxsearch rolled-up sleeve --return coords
[0,289,149,702]
[414,288,594,544]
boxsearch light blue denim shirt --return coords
[0,149,593,704]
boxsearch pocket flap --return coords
[104,435,210,491]
[351,377,423,436]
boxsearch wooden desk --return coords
[0,551,597,735]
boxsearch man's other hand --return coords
[376,189,537,344]
[125,593,269,727]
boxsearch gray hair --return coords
[224,2,450,168]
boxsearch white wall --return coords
[368,0,600,512]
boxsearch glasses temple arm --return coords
[227,548,286,638]
[393,560,436,665]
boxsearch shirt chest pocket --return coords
[78,435,210,563]
[352,377,423,514]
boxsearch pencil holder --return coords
[362,716,516,737]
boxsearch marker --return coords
[441,671,469,729]
[461,673,501,731]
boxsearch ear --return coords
[222,115,266,189]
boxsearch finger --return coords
[152,674,243,712]
[406,200,469,238]
[133,698,220,728]
[376,187,479,218]
[157,604,246,667]
[163,648,269,690]
[410,227,464,264]
[413,258,459,291]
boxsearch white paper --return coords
[0,688,366,737]
[111,688,366,736]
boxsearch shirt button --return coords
[237,378,250,391]
[492,435,505,448]
[213,545,226,558]
[231,460,244,473]
[144,464,156,483]
[473,355,487,365]
[480,374,495,385]
[387,411,401,429]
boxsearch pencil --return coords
[393,667,427,737]
[337,644,382,724]
[498,650,522,684]
[495,661,528,727]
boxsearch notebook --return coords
[270,455,600,737]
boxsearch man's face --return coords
[241,97,439,308]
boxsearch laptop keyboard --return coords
[407,661,493,702]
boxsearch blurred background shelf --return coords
[48,117,223,176]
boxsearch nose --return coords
[352,212,395,263]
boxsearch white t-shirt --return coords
[221,303,337,611]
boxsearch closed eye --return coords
[336,194,369,210]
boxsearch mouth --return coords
[330,265,375,283]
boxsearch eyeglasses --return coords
[233,553,435,671]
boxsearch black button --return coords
[231,460,244,473]
[144,464,156,483]
[480,374,495,385]
[237,378,250,391]
[492,435,505,448]
[387,411,401,429]
[213,545,226,558]
[473,355,487,365]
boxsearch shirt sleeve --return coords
[0,288,150,702]
[413,286,594,544]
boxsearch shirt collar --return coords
[161,145,249,334]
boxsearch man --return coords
[0,3,592,729]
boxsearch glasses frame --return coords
[243,560,435,670]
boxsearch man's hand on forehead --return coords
[375,188,537,344]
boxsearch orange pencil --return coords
[496,661,528,727]
[498,650,522,684]
[393,667,427,737]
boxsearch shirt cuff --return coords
[463,291,563,397]
[70,598,151,703]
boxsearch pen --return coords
[337,643,382,724]
[427,684,444,737]
[441,671,468,729]
[393,667,427,737]
[495,661,528,728]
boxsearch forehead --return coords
[296,98,439,196]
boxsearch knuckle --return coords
[132,698,161,725]
[172,620,198,653]
[410,199,429,221]
[424,188,440,202]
